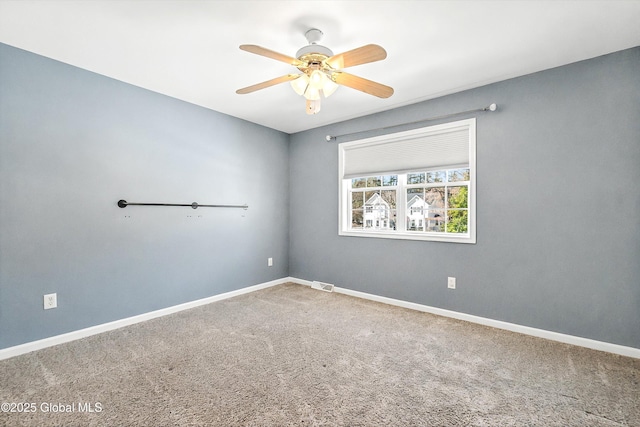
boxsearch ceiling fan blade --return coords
[239,45,304,67]
[332,72,394,98]
[325,44,387,69]
[236,74,300,94]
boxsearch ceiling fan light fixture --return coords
[307,69,338,98]
[303,86,321,101]
[291,70,337,104]
[290,73,309,96]
[322,78,339,98]
[309,70,324,88]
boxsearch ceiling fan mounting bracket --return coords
[296,45,333,60]
[304,28,323,44]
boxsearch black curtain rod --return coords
[117,200,248,210]
[325,103,497,142]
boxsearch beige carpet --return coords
[1,283,638,426]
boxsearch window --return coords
[338,119,476,243]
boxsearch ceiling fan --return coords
[236,29,394,115]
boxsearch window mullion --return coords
[397,174,407,233]
[443,182,448,234]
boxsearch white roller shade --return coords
[340,119,474,178]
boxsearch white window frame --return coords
[338,119,476,244]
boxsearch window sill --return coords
[338,229,476,244]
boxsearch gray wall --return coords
[2,42,638,352]
[289,47,640,349]
[0,43,290,349]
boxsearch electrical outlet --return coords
[447,277,456,289]
[44,293,57,309]
[268,257,273,267]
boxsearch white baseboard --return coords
[0,278,289,361]
[291,277,640,359]
[3,277,638,361]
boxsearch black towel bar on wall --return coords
[117,200,248,210]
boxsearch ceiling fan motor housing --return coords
[296,28,333,61]
[296,44,333,60]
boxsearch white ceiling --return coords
[1,1,639,134]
